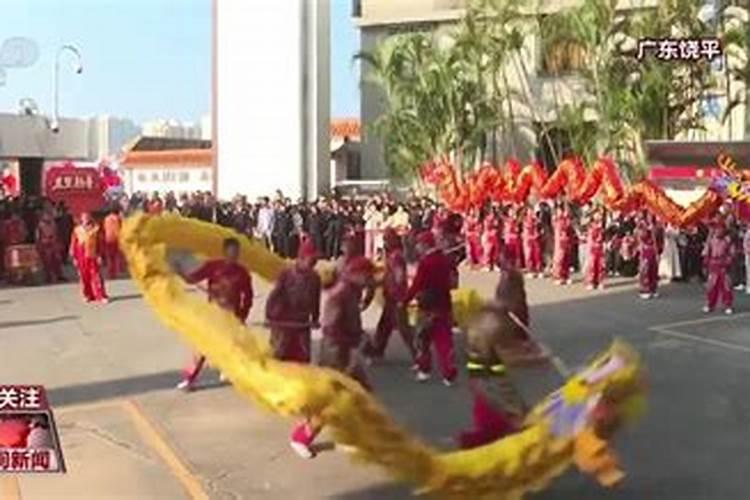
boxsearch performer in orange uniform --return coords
[265,239,322,363]
[405,231,457,385]
[103,209,123,279]
[177,237,253,391]
[35,211,63,283]
[69,213,108,303]
[289,256,374,459]
[367,228,415,361]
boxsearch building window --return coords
[200,170,210,181]
[150,172,160,182]
[352,0,361,17]
[179,172,190,182]
[137,173,147,182]
[163,171,177,182]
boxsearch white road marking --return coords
[650,312,750,331]
[651,327,750,355]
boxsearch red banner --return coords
[43,164,105,215]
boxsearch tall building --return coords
[88,116,141,160]
[354,0,746,178]
[213,0,330,200]
[200,113,212,140]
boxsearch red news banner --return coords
[0,385,66,473]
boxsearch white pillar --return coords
[213,0,330,201]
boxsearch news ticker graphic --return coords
[0,385,66,473]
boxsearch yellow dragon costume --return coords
[120,213,646,500]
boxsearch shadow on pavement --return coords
[48,369,184,407]
[0,315,78,330]
[109,293,143,303]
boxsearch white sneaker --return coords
[176,380,193,392]
[586,285,594,291]
[555,280,564,286]
[734,284,745,291]
[442,379,454,387]
[746,288,750,295]
[290,441,315,459]
[640,293,651,300]
[565,279,573,285]
[702,306,711,313]
[651,292,659,298]
[597,283,605,290]
[725,308,734,315]
[219,373,228,383]
[415,371,431,383]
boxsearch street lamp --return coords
[50,44,83,133]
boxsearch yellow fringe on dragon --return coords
[120,213,646,500]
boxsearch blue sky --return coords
[0,0,360,124]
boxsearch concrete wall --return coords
[357,0,465,27]
[214,0,330,201]
[0,113,90,160]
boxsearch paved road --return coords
[1,269,749,499]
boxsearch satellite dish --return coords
[0,37,40,68]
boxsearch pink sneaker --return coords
[290,423,316,459]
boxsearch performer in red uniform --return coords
[265,239,321,362]
[703,222,735,314]
[177,238,253,391]
[522,207,542,277]
[331,233,375,310]
[289,256,374,459]
[464,210,483,268]
[585,210,606,290]
[637,222,659,299]
[367,229,415,361]
[552,205,572,285]
[404,231,457,385]
[2,213,28,246]
[69,213,108,303]
[35,211,63,283]
[503,208,522,269]
[482,214,500,271]
[102,209,123,279]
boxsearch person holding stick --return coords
[265,239,322,362]
[176,237,253,391]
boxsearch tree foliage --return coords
[357,0,748,181]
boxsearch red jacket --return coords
[187,259,253,321]
[404,249,454,314]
